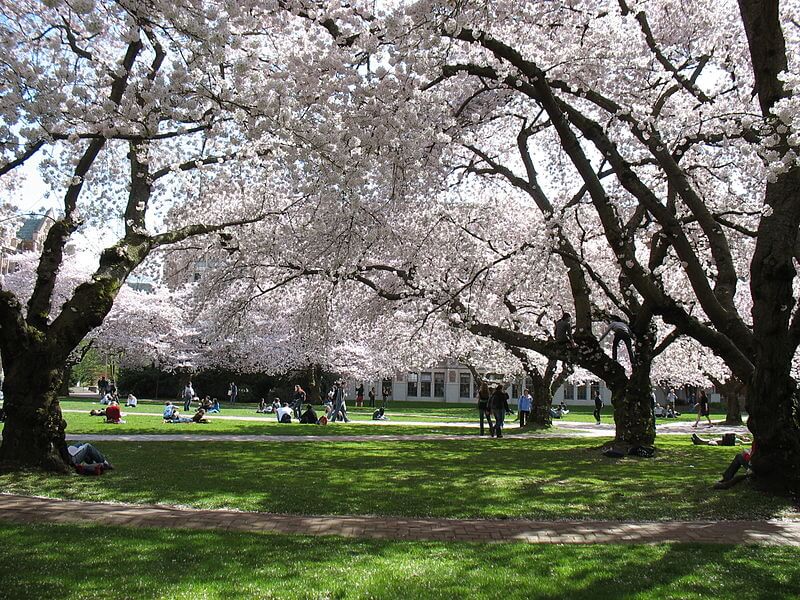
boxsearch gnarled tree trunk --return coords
[0,349,70,472]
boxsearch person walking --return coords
[182,382,194,412]
[356,384,364,407]
[692,389,713,428]
[368,386,376,408]
[517,388,532,427]
[328,381,350,423]
[228,382,238,404]
[477,381,492,436]
[593,390,603,425]
[488,384,510,438]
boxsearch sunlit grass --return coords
[0,437,790,521]
[0,522,797,600]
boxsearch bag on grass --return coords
[628,446,655,458]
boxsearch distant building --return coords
[347,360,720,406]
[163,252,220,289]
[1,209,60,275]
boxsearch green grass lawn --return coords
[0,437,791,521]
[51,410,474,437]
[0,522,797,600]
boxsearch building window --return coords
[420,372,432,397]
[563,385,574,400]
[407,372,418,397]
[577,384,588,400]
[434,372,445,397]
[459,373,471,398]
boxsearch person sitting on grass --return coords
[207,397,221,414]
[125,393,138,407]
[713,439,757,489]
[62,442,114,474]
[299,404,318,424]
[163,402,177,420]
[276,402,293,423]
[558,401,569,415]
[192,408,209,423]
[256,398,269,413]
[665,403,680,418]
[372,406,389,421]
[104,400,124,424]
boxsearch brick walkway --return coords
[0,494,797,545]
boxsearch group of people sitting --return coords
[654,402,681,418]
[163,402,210,424]
[549,401,570,419]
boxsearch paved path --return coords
[64,420,747,443]
[0,494,796,546]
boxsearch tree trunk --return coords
[0,352,71,473]
[530,377,553,427]
[722,380,745,426]
[610,357,656,449]
[306,364,322,404]
[60,366,71,397]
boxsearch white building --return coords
[349,360,719,406]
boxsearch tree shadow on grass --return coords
[0,522,798,599]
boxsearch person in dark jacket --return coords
[477,381,493,436]
[488,384,510,438]
[599,316,634,362]
[554,312,572,343]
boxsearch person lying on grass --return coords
[692,433,750,447]
[61,443,114,474]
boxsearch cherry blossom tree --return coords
[0,0,369,471]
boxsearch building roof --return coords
[16,215,46,241]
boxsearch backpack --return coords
[628,446,655,458]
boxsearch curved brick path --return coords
[0,494,796,545]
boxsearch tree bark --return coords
[529,375,553,427]
[0,351,70,473]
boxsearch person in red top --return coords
[714,440,757,488]
[104,401,122,424]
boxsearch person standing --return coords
[368,386,376,408]
[517,388,532,427]
[355,384,364,407]
[182,382,194,412]
[593,390,603,425]
[488,384,509,438]
[382,385,390,407]
[228,382,238,404]
[477,381,492,436]
[692,389,713,428]
[292,385,306,420]
[599,316,634,362]
[97,376,109,399]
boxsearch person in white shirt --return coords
[276,402,292,423]
[126,394,138,407]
